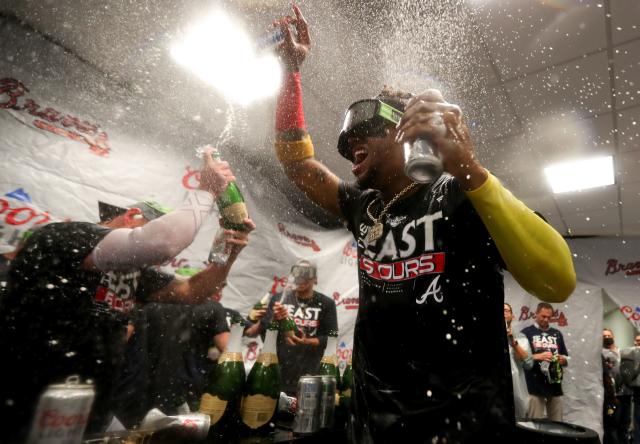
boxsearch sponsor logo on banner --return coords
[337,341,353,372]
[332,291,358,310]
[518,305,568,327]
[0,194,59,253]
[0,78,112,157]
[605,258,640,277]
[341,240,358,267]
[620,306,640,328]
[277,223,321,252]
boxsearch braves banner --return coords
[1,18,635,438]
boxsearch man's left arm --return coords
[311,298,338,350]
[557,333,569,366]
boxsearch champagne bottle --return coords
[248,292,272,323]
[550,354,563,384]
[319,330,340,386]
[208,147,248,264]
[212,148,248,231]
[240,321,281,432]
[199,315,246,437]
[339,357,353,409]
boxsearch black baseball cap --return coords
[98,200,172,222]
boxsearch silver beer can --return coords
[292,376,322,434]
[319,375,337,429]
[171,413,211,441]
[27,375,95,444]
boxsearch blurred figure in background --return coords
[504,303,533,420]
[521,302,569,422]
[245,260,338,396]
[603,328,633,444]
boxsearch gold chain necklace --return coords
[365,182,418,243]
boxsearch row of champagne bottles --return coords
[198,315,353,437]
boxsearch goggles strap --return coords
[276,71,306,132]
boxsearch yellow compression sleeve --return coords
[275,135,315,165]
[465,173,576,302]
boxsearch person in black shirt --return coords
[267,5,576,442]
[0,150,255,441]
[245,260,338,395]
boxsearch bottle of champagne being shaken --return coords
[199,314,246,439]
[208,146,249,264]
[240,320,281,434]
[319,330,341,387]
[249,292,272,323]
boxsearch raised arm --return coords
[85,149,235,272]
[273,4,343,219]
[397,90,576,302]
[147,218,256,305]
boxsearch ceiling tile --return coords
[553,184,619,214]
[610,0,640,45]
[563,207,621,236]
[505,51,612,121]
[471,0,606,80]
[613,40,640,113]
[617,106,640,152]
[621,182,640,235]
[617,150,640,184]
[477,134,537,176]
[497,169,551,199]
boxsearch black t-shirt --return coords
[260,290,338,395]
[338,176,514,442]
[142,300,229,414]
[521,324,569,397]
[0,222,173,436]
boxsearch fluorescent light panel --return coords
[544,155,614,194]
[170,11,281,105]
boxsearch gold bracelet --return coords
[275,135,314,164]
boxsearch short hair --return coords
[536,302,554,313]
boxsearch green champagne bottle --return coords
[550,354,563,384]
[199,315,246,437]
[211,148,248,231]
[248,292,272,323]
[339,357,353,409]
[319,330,340,386]
[240,321,281,432]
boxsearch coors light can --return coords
[27,375,95,444]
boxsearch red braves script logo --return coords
[606,259,640,277]
[519,306,568,327]
[0,78,111,156]
[341,240,358,267]
[333,291,359,310]
[277,223,321,252]
[359,253,445,282]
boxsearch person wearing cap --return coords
[268,4,576,442]
[0,149,256,440]
[244,260,338,396]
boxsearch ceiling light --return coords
[544,155,614,194]
[170,10,282,105]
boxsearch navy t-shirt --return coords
[338,176,514,442]
[520,324,569,397]
[260,290,338,395]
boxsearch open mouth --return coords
[351,148,368,175]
